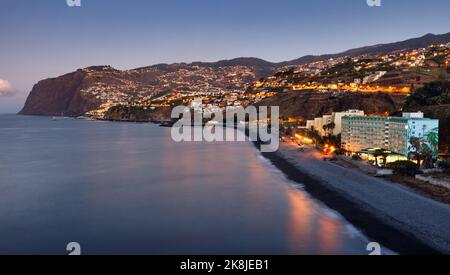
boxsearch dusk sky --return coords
[1,0,450,113]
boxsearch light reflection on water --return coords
[0,115,369,254]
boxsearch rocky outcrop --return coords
[18,66,124,116]
[19,70,92,116]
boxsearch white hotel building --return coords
[305,110,365,137]
[341,112,439,158]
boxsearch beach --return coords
[256,141,450,254]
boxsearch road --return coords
[277,141,450,253]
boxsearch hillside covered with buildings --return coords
[19,33,450,154]
[20,33,450,119]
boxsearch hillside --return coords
[19,63,262,117]
[403,81,450,153]
[257,90,407,120]
[19,66,165,116]
[19,32,450,118]
[281,32,450,66]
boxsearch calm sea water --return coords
[0,115,371,255]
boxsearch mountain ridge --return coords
[142,32,450,69]
[19,32,450,116]
[79,32,450,73]
[32,32,450,83]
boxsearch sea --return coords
[0,114,373,254]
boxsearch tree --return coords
[372,149,384,167]
[425,128,439,158]
[408,134,437,169]
[405,80,450,108]
[324,134,341,149]
[380,151,389,167]
[322,122,336,137]
[308,129,323,145]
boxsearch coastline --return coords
[12,115,446,254]
[252,140,442,255]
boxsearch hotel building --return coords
[305,110,365,137]
[341,112,439,158]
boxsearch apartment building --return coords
[306,110,365,137]
[341,112,439,158]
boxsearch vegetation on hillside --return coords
[404,80,450,154]
[405,80,450,108]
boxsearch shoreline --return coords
[12,115,445,254]
[252,141,441,255]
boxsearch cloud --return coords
[0,79,16,97]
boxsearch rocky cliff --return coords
[19,70,93,116]
[18,66,131,116]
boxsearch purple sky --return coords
[1,0,450,113]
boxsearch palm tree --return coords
[425,128,439,158]
[380,151,389,167]
[372,149,383,167]
[322,122,336,137]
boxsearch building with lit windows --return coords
[305,110,365,137]
[341,112,439,159]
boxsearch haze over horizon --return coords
[1,0,450,113]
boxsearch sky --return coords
[1,0,450,113]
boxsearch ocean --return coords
[0,115,370,254]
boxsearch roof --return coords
[357,148,404,156]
